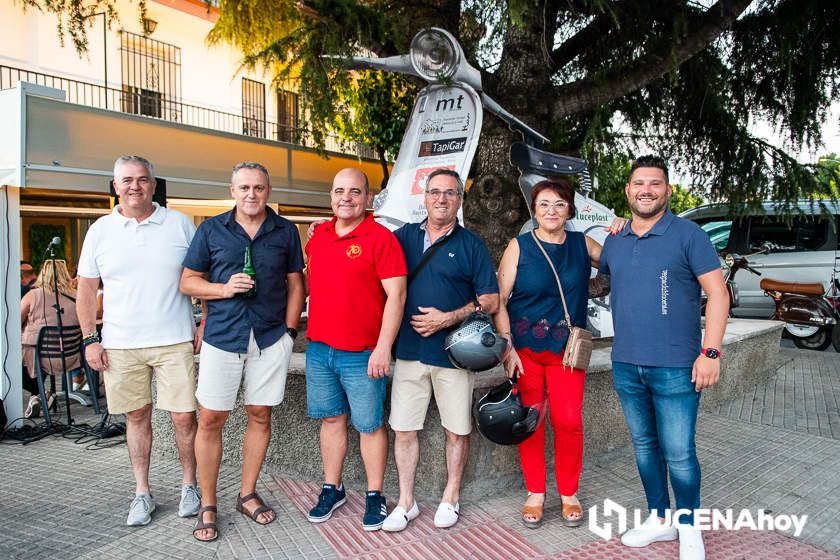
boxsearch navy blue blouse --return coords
[507,231,590,354]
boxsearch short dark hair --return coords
[530,178,577,219]
[425,168,464,197]
[630,155,669,184]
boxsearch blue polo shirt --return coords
[183,207,304,353]
[600,210,720,367]
[394,221,499,368]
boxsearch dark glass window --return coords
[120,31,181,121]
[277,90,299,142]
[242,78,266,138]
[748,217,829,252]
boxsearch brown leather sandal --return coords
[561,499,584,527]
[236,492,276,525]
[521,493,544,529]
[193,505,218,542]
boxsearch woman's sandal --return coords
[561,497,584,528]
[236,492,276,525]
[521,493,544,529]
[193,505,218,542]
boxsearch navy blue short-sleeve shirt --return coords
[600,210,720,367]
[183,207,304,353]
[394,221,499,368]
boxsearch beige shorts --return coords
[388,359,475,435]
[103,341,197,414]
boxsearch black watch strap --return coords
[286,327,298,340]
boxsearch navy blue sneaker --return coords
[362,490,387,531]
[308,483,346,523]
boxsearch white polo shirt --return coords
[78,203,196,349]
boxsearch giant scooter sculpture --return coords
[327,27,617,336]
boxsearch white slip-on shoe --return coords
[678,523,706,560]
[621,513,678,547]
[433,502,460,529]
[382,502,420,532]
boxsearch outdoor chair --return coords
[32,325,101,426]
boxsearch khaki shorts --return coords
[104,342,197,414]
[388,359,474,435]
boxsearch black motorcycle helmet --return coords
[473,378,542,445]
[444,311,509,372]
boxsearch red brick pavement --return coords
[273,475,837,560]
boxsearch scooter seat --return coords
[759,278,825,296]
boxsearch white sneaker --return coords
[678,523,706,560]
[178,484,201,518]
[126,492,156,526]
[433,502,460,528]
[621,513,678,547]
[382,502,419,532]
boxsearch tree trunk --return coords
[465,7,555,262]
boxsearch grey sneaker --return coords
[179,484,201,518]
[126,492,156,526]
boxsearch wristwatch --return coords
[286,327,298,340]
[701,347,721,359]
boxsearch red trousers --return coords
[516,347,585,496]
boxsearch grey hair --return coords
[232,162,270,184]
[425,168,464,197]
[114,155,154,178]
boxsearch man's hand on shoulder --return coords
[307,219,329,238]
[410,306,453,337]
[691,355,720,391]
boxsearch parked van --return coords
[679,201,840,319]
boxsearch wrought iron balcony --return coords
[0,64,376,159]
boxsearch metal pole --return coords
[102,12,108,109]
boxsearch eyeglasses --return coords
[536,200,569,212]
[426,189,460,199]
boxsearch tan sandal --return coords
[521,493,544,529]
[561,497,584,527]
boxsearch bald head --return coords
[333,168,369,193]
[331,168,372,224]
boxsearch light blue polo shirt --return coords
[600,210,720,367]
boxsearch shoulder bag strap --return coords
[530,229,574,328]
[407,225,459,285]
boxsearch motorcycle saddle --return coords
[760,278,825,296]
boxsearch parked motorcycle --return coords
[712,251,840,351]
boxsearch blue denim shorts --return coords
[305,341,387,433]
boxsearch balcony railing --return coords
[1,64,376,159]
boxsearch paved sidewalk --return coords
[1,348,838,559]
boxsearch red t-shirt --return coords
[305,213,407,351]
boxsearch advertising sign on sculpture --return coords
[373,84,482,230]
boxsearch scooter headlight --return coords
[724,253,735,268]
[410,28,460,82]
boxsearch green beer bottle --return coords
[242,245,257,298]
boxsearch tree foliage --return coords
[14,0,142,54]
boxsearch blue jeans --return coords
[612,362,701,524]
[305,341,386,433]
